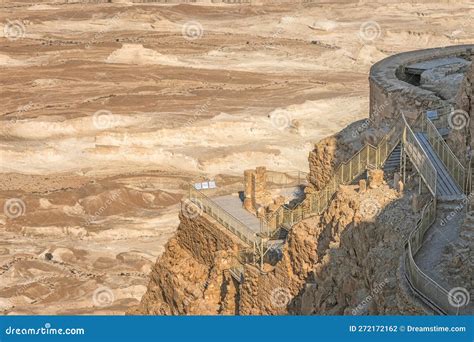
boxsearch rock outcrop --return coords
[130,211,243,315]
[298,185,424,315]
[133,182,426,315]
[307,120,384,190]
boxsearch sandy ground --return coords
[0,0,473,314]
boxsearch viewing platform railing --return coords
[265,120,402,233]
[404,198,464,314]
[188,187,259,246]
[418,113,466,193]
[402,114,467,315]
[403,115,437,196]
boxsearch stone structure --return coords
[368,169,384,189]
[369,45,473,126]
[243,170,254,212]
[243,167,271,213]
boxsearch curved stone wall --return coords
[369,45,474,126]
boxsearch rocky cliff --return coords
[308,121,385,190]
[133,178,427,315]
[130,210,244,315]
[298,185,424,315]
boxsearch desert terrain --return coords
[0,0,473,314]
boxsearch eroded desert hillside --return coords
[1,0,473,314]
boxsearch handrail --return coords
[188,187,259,246]
[266,171,308,190]
[402,115,469,315]
[402,114,437,197]
[264,119,403,233]
[425,104,453,130]
[405,199,462,314]
[420,114,466,193]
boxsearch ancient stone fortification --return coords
[369,44,473,165]
[135,45,473,315]
[309,45,473,189]
[451,59,474,165]
[369,45,472,125]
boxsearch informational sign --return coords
[194,180,217,190]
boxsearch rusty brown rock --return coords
[368,169,384,189]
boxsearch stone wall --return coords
[309,46,473,193]
[448,60,474,165]
[238,215,318,314]
[369,45,474,127]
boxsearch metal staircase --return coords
[383,143,401,172]
[402,113,470,315]
[414,132,462,197]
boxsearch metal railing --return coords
[266,171,308,190]
[188,187,259,246]
[404,199,463,314]
[419,114,466,193]
[264,121,403,233]
[424,104,453,129]
[229,265,245,283]
[402,115,438,196]
[402,115,468,315]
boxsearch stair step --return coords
[383,143,402,171]
[438,127,451,137]
[415,133,462,197]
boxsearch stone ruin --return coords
[242,166,295,218]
